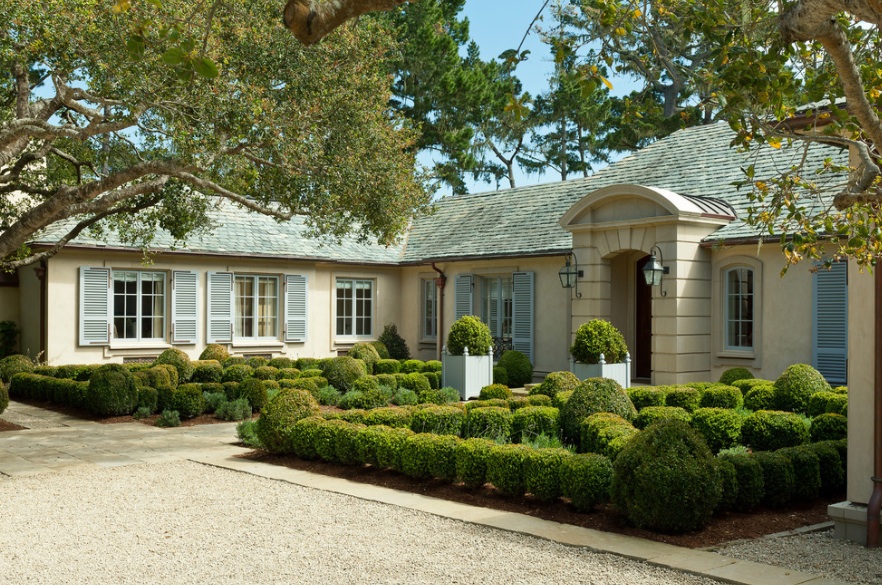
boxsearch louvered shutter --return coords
[79,266,110,345]
[454,274,473,320]
[813,262,848,384]
[512,271,534,362]
[487,278,500,337]
[207,272,233,343]
[284,274,308,342]
[171,271,198,344]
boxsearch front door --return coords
[635,255,652,379]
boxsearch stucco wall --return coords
[36,248,402,366]
[845,266,874,504]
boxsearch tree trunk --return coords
[284,0,411,44]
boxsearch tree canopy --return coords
[0,0,429,270]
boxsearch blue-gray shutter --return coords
[207,271,233,343]
[454,274,473,321]
[171,270,198,344]
[813,262,848,384]
[487,278,500,337]
[512,271,534,362]
[79,266,110,345]
[284,274,308,342]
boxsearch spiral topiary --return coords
[560,377,636,444]
[255,388,321,453]
[570,319,627,364]
[497,350,533,388]
[445,315,492,356]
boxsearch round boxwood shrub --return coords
[752,451,795,507]
[422,371,440,390]
[664,386,702,412]
[699,385,743,410]
[277,368,301,381]
[497,350,533,388]
[570,319,627,364]
[718,452,765,512]
[778,445,821,502]
[154,348,194,383]
[367,340,390,360]
[463,406,512,440]
[552,390,573,409]
[741,410,810,451]
[807,391,848,417]
[633,406,691,430]
[85,364,138,416]
[0,354,33,383]
[400,372,431,394]
[486,443,532,496]
[530,371,580,399]
[446,315,492,356]
[400,359,425,374]
[423,360,442,373]
[191,360,223,383]
[559,453,613,512]
[712,457,739,512]
[690,407,743,453]
[246,356,268,369]
[289,377,320,399]
[719,367,753,386]
[524,447,571,502]
[810,412,848,442]
[363,406,413,428]
[169,383,206,419]
[299,368,324,379]
[287,416,325,460]
[222,364,253,383]
[774,363,832,413]
[235,378,270,412]
[806,441,845,495]
[579,412,638,457]
[223,356,246,368]
[199,344,230,362]
[560,377,636,444]
[627,386,668,411]
[478,383,512,400]
[455,437,495,488]
[401,433,453,480]
[255,389,321,453]
[253,366,280,380]
[374,359,401,375]
[321,356,368,392]
[349,342,381,374]
[511,406,560,443]
[744,383,776,411]
[267,357,293,370]
[492,365,508,386]
[612,419,722,533]
[526,394,552,407]
[0,381,9,414]
[410,405,465,435]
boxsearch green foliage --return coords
[400,372,432,395]
[291,378,321,399]
[492,366,508,386]
[523,448,571,502]
[253,366,280,380]
[744,383,776,411]
[531,371,580,399]
[266,357,292,370]
[570,319,627,364]
[446,315,492,356]
[288,416,325,460]
[199,345,230,362]
[375,426,415,472]
[742,410,810,451]
[363,406,413,428]
[422,371,440,389]
[752,451,795,508]
[234,378,269,412]
[400,359,425,374]
[0,354,33,383]
[553,390,574,409]
[136,386,159,414]
[278,368,301,381]
[401,433,456,480]
[712,457,739,513]
[392,388,418,406]
[478,383,512,400]
[321,357,368,393]
[338,386,392,410]
[9,373,88,408]
[805,441,845,495]
[317,386,342,406]
[807,391,848,417]
[774,364,832,414]
[497,350,533,387]
[699,385,743,410]
[378,324,411,360]
[191,360,223,383]
[579,412,638,457]
[255,389,320,454]
[376,373,398,390]
[690,408,743,453]
[216,398,252,422]
[168,383,205,419]
[511,406,560,443]
[719,367,754,386]
[0,321,18,358]
[486,443,532,496]
[374,359,402,374]
[370,341,391,360]
[526,394,552,407]
[133,406,152,420]
[349,342,382,373]
[810,413,848,442]
[717,453,765,512]
[663,386,702,412]
[222,364,253,383]
[85,364,138,416]
[223,357,246,368]
[560,377,636,444]
[778,446,821,502]
[627,386,668,411]
[463,407,512,440]
[612,420,722,533]
[455,437,496,488]
[236,420,262,448]
[155,409,181,428]
[299,368,324,379]
[202,391,227,414]
[559,453,613,512]
[410,405,465,435]
[633,406,691,430]
[0,381,8,414]
[246,357,268,369]
[154,348,194,383]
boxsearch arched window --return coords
[724,267,754,350]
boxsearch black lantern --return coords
[559,253,583,297]
[642,245,669,290]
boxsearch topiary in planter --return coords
[560,377,636,444]
[741,410,809,451]
[446,315,492,356]
[744,383,776,411]
[321,356,368,392]
[199,344,230,362]
[612,419,722,533]
[663,386,702,412]
[169,383,206,419]
[511,406,560,443]
[689,407,743,453]
[154,348,194,383]
[559,453,613,512]
[85,364,138,416]
[699,385,743,409]
[349,342,381,374]
[478,383,512,400]
[719,367,753,386]
[524,447,571,502]
[497,350,533,388]
[255,389,321,453]
[378,323,410,360]
[717,452,765,512]
[0,354,33,383]
[810,412,848,442]
[530,371,580,399]
[463,406,512,440]
[633,406,691,430]
[570,319,627,364]
[773,363,831,413]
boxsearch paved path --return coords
[0,401,848,585]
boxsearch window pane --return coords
[725,268,754,350]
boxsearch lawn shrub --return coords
[741,410,810,451]
[321,356,368,392]
[633,406,691,430]
[664,386,702,412]
[378,323,410,360]
[752,451,795,507]
[222,364,253,383]
[833,386,848,394]
[731,378,773,392]
[154,348,194,383]
[552,390,573,409]
[410,405,465,435]
[611,419,721,533]
[278,368,301,381]
[400,372,431,394]
[255,389,320,453]
[690,407,743,452]
[523,448,571,502]
[530,371,580,399]
[497,350,533,387]
[246,356,268,369]
[423,360,442,373]
[717,452,764,512]
[376,426,415,472]
[289,416,325,459]
[191,360,223,383]
[744,383,776,411]
[199,344,230,362]
[332,422,366,466]
[401,433,459,480]
[339,386,392,410]
[455,438,495,488]
[236,419,262,448]
[400,359,425,374]
[507,396,528,410]
[85,364,138,416]
[774,363,832,413]
[579,413,638,458]
[375,359,401,374]
[462,398,508,411]
[699,385,743,409]
[805,441,845,495]
[168,383,205,418]
[807,391,848,417]
[511,406,560,443]
[558,453,613,512]
[253,366,279,380]
[266,357,292,370]
[349,342,381,374]
[0,354,33,383]
[463,406,512,440]
[486,443,532,496]
[215,397,252,421]
[492,366,508,385]
[526,394,552,407]
[422,371,440,389]
[33,365,57,377]
[313,419,350,464]
[719,367,753,386]
[234,378,269,411]
[299,368,323,378]
[155,409,181,427]
[317,386,341,406]
[777,445,821,502]
[560,377,636,444]
[135,386,159,413]
[364,406,413,428]
[221,381,240,402]
[627,386,668,411]
[289,377,321,398]
[222,356,246,368]
[479,383,512,400]
[810,413,848,442]
[392,388,418,406]
[713,457,739,512]
[376,373,398,390]
[0,381,10,414]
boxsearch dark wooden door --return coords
[635,255,652,379]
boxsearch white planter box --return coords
[442,346,494,400]
[570,353,631,389]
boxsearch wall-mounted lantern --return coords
[642,245,669,296]
[559,253,583,298]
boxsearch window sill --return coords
[109,342,171,351]
[232,340,285,349]
[716,350,756,360]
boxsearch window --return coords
[112,271,166,341]
[421,278,437,339]
[336,278,373,337]
[481,276,513,340]
[724,267,754,350]
[234,275,278,339]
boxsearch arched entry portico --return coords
[559,184,735,385]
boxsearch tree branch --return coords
[283,0,411,45]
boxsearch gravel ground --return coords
[715,529,882,585]
[0,460,720,585]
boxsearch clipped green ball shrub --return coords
[463,406,512,440]
[492,365,508,386]
[0,354,33,383]
[560,377,636,444]
[423,360,442,373]
[401,433,459,481]
[806,441,845,495]
[253,366,280,380]
[807,391,848,417]
[579,412,638,458]
[497,350,533,387]
[288,416,325,459]
[627,386,668,411]
[526,394,552,407]
[664,386,702,412]
[552,390,573,409]
[400,359,425,374]
[486,443,532,496]
[199,344,230,362]
[410,405,465,435]
[255,389,321,453]
[690,407,743,453]
[374,359,401,374]
[718,452,765,512]
[455,437,495,488]
[222,356,246,368]
[741,410,810,451]
[400,372,431,395]
[612,419,722,533]
[363,406,413,428]
[268,357,293,370]
[0,381,9,414]
[774,363,831,413]
[85,364,138,416]
[524,447,571,502]
[699,385,743,410]
[511,406,560,443]
[559,453,613,512]
[322,356,368,392]
[778,445,821,502]
[191,360,223,383]
[154,348,194,383]
[810,413,848,442]
[278,368,301,381]
[478,383,512,400]
[744,383,776,411]
[752,451,795,507]
[570,319,627,364]
[222,364,253,383]
[633,406,691,430]
[370,340,391,359]
[530,371,580,399]
[446,315,492,356]
[719,367,753,386]
[349,342,381,373]
[235,378,269,411]
[713,457,739,512]
[246,356,268,369]
[169,383,206,419]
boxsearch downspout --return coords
[867,264,882,548]
[431,263,446,361]
[33,260,47,360]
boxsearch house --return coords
[2,120,876,542]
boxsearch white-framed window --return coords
[421,278,437,339]
[481,275,514,340]
[724,267,754,351]
[234,274,279,339]
[336,278,373,338]
[112,270,166,341]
